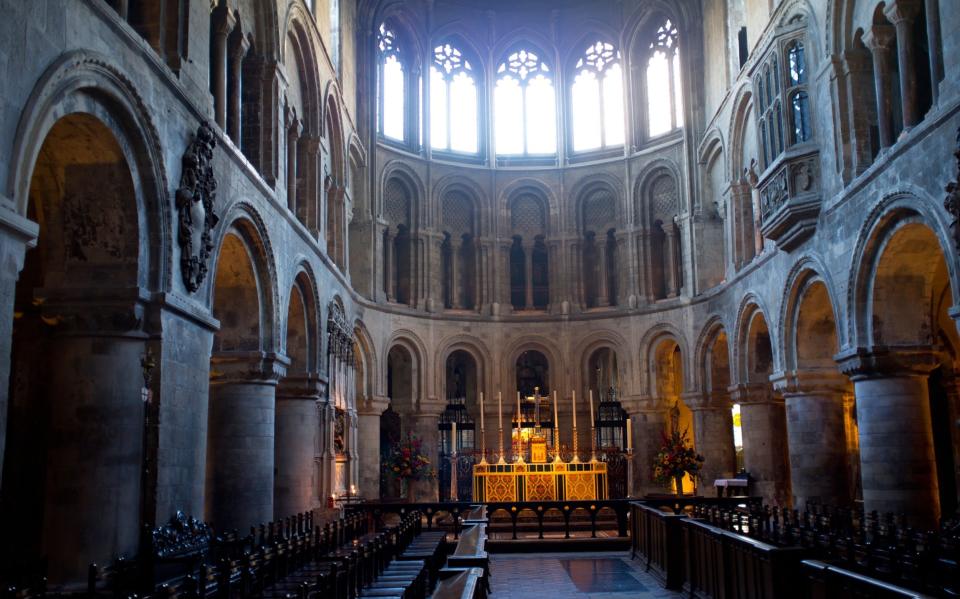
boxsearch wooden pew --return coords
[630,503,685,590]
[430,568,485,599]
[802,560,936,599]
[445,524,488,590]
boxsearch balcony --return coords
[758,148,821,252]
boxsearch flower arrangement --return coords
[384,432,435,481]
[652,427,705,488]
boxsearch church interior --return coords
[0,0,959,597]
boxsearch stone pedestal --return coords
[838,349,940,528]
[730,384,791,505]
[773,370,851,509]
[207,352,287,532]
[274,374,323,518]
[622,395,669,496]
[406,400,444,502]
[684,392,736,487]
[357,395,390,499]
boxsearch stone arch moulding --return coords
[570,173,625,233]
[353,318,378,399]
[8,50,170,293]
[433,335,493,402]
[778,253,843,371]
[283,4,324,135]
[634,159,683,226]
[639,323,691,397]
[693,315,733,393]
[499,178,557,235]
[846,192,960,351]
[379,161,425,227]
[434,175,487,235]
[727,82,755,182]
[285,258,322,373]
[501,335,565,395]
[573,330,631,395]
[383,329,429,405]
[732,292,780,385]
[207,202,281,353]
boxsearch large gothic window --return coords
[786,40,811,144]
[430,42,479,154]
[646,20,684,137]
[495,48,556,156]
[755,56,784,169]
[377,24,405,141]
[571,41,625,152]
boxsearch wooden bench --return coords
[431,568,485,599]
[802,560,936,598]
[445,524,488,592]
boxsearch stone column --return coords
[227,25,250,146]
[683,391,736,488]
[665,226,681,297]
[772,370,851,509]
[449,238,461,310]
[838,349,940,528]
[317,399,337,503]
[357,395,390,499]
[925,0,944,104]
[207,352,287,532]
[286,116,302,214]
[885,0,922,129]
[383,228,395,301]
[0,208,37,491]
[39,302,147,583]
[622,396,670,497]
[843,46,878,175]
[729,383,791,505]
[864,24,898,149]
[595,237,610,307]
[408,399,445,502]
[274,374,323,518]
[523,240,534,309]
[210,4,236,129]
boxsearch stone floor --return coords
[488,552,684,598]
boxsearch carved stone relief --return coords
[176,123,219,293]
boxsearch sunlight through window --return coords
[572,41,623,152]
[646,19,683,137]
[495,48,556,156]
[430,42,478,154]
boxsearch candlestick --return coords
[479,391,487,464]
[480,392,485,430]
[451,421,457,453]
[498,392,505,463]
[589,389,595,426]
[571,390,579,462]
[515,391,524,463]
[626,417,632,451]
[553,390,561,463]
[589,390,597,462]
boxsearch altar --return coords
[473,460,608,502]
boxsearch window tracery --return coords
[495,48,556,156]
[571,40,624,152]
[377,23,405,141]
[646,19,683,137]
[430,42,478,153]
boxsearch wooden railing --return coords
[802,560,935,599]
[630,503,686,590]
[682,518,810,599]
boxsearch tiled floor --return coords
[488,552,684,598]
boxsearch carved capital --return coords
[682,390,733,410]
[863,24,897,53]
[357,395,391,416]
[727,383,781,405]
[883,0,921,25]
[277,373,324,399]
[770,368,849,395]
[834,346,939,380]
[210,351,290,384]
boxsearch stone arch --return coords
[501,336,565,395]
[639,324,691,395]
[435,335,493,399]
[282,5,323,134]
[384,329,428,407]
[8,51,169,292]
[634,159,684,226]
[491,26,556,69]
[208,203,280,352]
[380,160,425,224]
[728,83,757,182]
[499,178,559,234]
[733,294,778,386]
[848,193,960,350]
[694,316,733,394]
[779,255,843,372]
[429,28,488,77]
[353,319,378,400]
[435,176,486,235]
[284,261,320,375]
[562,25,624,74]
[574,331,631,395]
[571,174,624,234]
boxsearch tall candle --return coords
[626,417,633,450]
[480,392,485,430]
[589,389,595,426]
[498,391,503,429]
[572,390,577,428]
[451,421,457,452]
[553,390,558,427]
